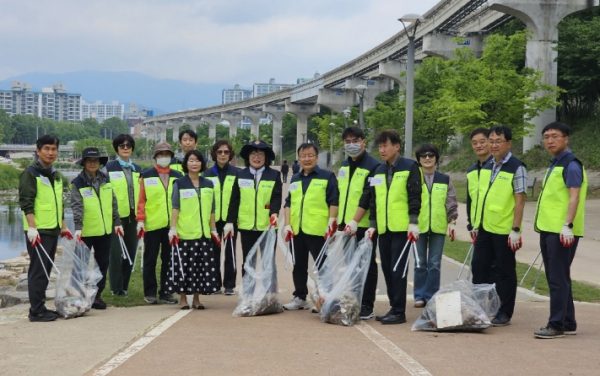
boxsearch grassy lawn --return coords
[102,253,162,308]
[443,239,600,303]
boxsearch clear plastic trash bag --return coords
[54,240,103,319]
[232,227,284,317]
[412,280,500,332]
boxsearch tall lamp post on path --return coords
[342,108,351,128]
[329,122,335,167]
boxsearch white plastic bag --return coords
[232,228,283,317]
[54,239,103,319]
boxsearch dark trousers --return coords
[25,232,58,314]
[282,173,288,183]
[540,231,578,331]
[109,214,138,293]
[379,231,410,314]
[216,220,238,289]
[472,226,517,318]
[143,227,171,298]
[291,231,326,300]
[356,227,378,309]
[82,234,112,298]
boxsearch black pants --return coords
[143,227,171,298]
[216,220,238,289]
[109,214,138,293]
[282,173,288,183]
[82,234,112,298]
[540,231,578,331]
[472,226,517,318]
[356,227,378,309]
[291,231,326,300]
[25,232,58,314]
[378,231,410,314]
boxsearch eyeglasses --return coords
[85,159,100,164]
[249,151,265,157]
[118,144,132,149]
[543,134,565,141]
[216,150,230,155]
[299,154,316,160]
[471,140,488,146]
[488,139,507,145]
[419,152,436,159]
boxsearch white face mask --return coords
[345,143,362,158]
[156,157,171,168]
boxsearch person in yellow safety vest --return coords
[19,135,74,322]
[466,127,492,242]
[367,130,421,325]
[413,143,458,308]
[283,143,339,311]
[224,140,282,281]
[203,140,239,295]
[533,122,587,339]
[170,129,198,173]
[339,126,381,320]
[71,147,122,310]
[136,142,183,305]
[168,149,222,310]
[104,134,141,297]
[472,125,527,327]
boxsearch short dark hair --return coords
[283,160,287,164]
[112,134,135,152]
[182,149,207,174]
[415,143,440,163]
[542,122,570,137]
[489,125,513,142]
[342,126,365,140]
[374,129,402,145]
[210,139,234,162]
[293,160,298,163]
[470,127,490,140]
[297,143,318,155]
[36,135,60,150]
[179,129,198,142]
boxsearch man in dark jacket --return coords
[291,160,300,174]
[281,160,290,183]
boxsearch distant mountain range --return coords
[0,71,246,115]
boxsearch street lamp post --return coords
[399,13,424,159]
[342,108,351,128]
[355,85,367,130]
[329,122,335,167]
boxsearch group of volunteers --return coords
[20,121,585,339]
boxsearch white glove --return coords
[365,227,376,241]
[223,223,234,239]
[136,221,145,239]
[408,223,420,242]
[447,223,455,242]
[325,217,338,239]
[508,230,522,252]
[74,230,82,243]
[560,225,574,247]
[469,228,478,243]
[168,227,179,244]
[284,225,294,242]
[115,225,124,237]
[27,227,39,245]
[344,220,358,236]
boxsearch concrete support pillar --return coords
[168,120,180,142]
[263,104,286,161]
[285,100,319,151]
[489,0,598,151]
[155,122,167,142]
[317,88,357,113]
[345,78,394,111]
[221,112,241,138]
[378,60,407,90]
[186,118,202,135]
[423,33,485,59]
[241,109,264,139]
[202,114,221,141]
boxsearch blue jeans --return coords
[413,232,446,303]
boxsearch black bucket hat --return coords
[240,140,275,161]
[78,147,108,166]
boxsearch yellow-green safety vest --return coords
[238,178,276,231]
[175,176,214,239]
[466,163,482,228]
[289,178,330,236]
[142,169,181,232]
[22,167,63,231]
[418,171,449,234]
[72,177,114,237]
[205,175,236,222]
[337,165,371,228]
[106,161,141,218]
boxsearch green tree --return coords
[101,117,129,139]
[0,109,12,143]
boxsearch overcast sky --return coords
[1,0,441,86]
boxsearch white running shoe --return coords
[283,296,310,310]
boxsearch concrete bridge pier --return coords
[423,32,485,59]
[285,100,319,151]
[345,78,394,111]
[221,112,240,138]
[202,115,221,141]
[378,60,407,90]
[317,88,357,114]
[241,109,264,140]
[154,122,167,143]
[263,104,286,161]
[490,0,599,151]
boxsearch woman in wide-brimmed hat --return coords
[70,147,121,310]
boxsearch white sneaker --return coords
[283,297,310,310]
[311,306,319,313]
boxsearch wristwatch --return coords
[565,222,573,229]
[512,226,520,232]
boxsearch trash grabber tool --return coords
[230,236,236,272]
[118,235,133,266]
[313,235,332,271]
[520,249,542,286]
[457,244,474,280]
[532,260,545,293]
[36,242,61,276]
[174,243,186,280]
[402,241,419,279]
[393,239,412,272]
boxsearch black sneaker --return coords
[359,305,375,320]
[159,295,178,304]
[375,310,392,322]
[535,326,565,339]
[380,312,407,325]
[117,290,128,297]
[29,310,58,322]
[491,312,511,327]
[224,288,235,295]
[92,298,107,310]
[144,296,158,304]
